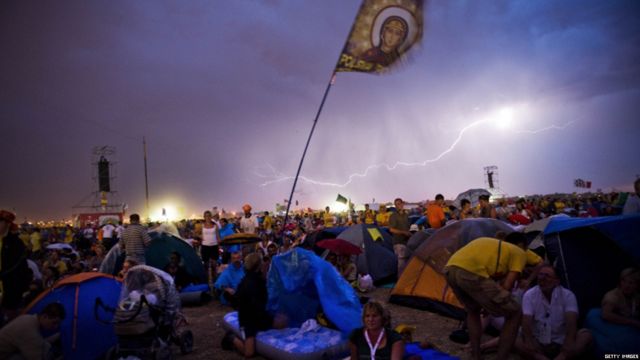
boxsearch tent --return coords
[390,218,515,319]
[266,248,362,336]
[541,214,640,322]
[24,273,122,360]
[337,224,397,285]
[406,229,436,253]
[100,230,206,284]
[147,230,206,283]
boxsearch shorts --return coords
[201,245,219,265]
[445,266,520,317]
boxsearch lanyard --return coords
[364,328,385,360]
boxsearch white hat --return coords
[409,224,419,232]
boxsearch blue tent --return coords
[338,224,397,285]
[542,214,640,322]
[25,273,122,360]
[266,248,362,336]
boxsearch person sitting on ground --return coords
[87,245,106,271]
[43,251,68,277]
[223,252,286,357]
[601,267,640,328]
[349,300,404,360]
[266,242,278,259]
[0,302,65,360]
[213,251,245,306]
[118,259,138,279]
[325,252,338,268]
[516,265,592,360]
[337,254,357,284]
[164,251,192,292]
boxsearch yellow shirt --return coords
[323,212,334,228]
[446,237,527,278]
[263,216,273,231]
[30,232,42,252]
[364,210,376,225]
[375,212,390,226]
[526,249,543,266]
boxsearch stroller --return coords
[96,265,194,359]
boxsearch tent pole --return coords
[556,233,571,289]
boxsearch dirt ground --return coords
[175,287,511,360]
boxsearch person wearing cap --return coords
[0,210,31,321]
[239,204,259,234]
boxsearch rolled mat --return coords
[179,291,212,307]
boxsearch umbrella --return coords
[220,232,262,245]
[316,238,362,255]
[453,188,492,208]
[46,243,73,251]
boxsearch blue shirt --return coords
[214,263,245,305]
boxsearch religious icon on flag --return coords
[335,0,424,74]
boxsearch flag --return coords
[336,194,348,204]
[335,0,424,74]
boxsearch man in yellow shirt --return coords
[363,204,376,225]
[445,232,528,360]
[322,206,334,228]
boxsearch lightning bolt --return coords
[257,119,575,188]
[513,120,575,134]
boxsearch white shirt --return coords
[102,224,115,238]
[201,224,219,246]
[240,215,259,234]
[115,225,124,239]
[623,194,640,215]
[522,285,578,345]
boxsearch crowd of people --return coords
[0,179,637,358]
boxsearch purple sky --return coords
[2,0,639,221]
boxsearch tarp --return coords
[24,273,122,360]
[337,224,397,285]
[390,218,515,319]
[267,248,362,336]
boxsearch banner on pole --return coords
[336,194,349,204]
[335,0,424,74]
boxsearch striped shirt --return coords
[121,223,151,264]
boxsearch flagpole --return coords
[283,72,335,227]
[281,0,367,228]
